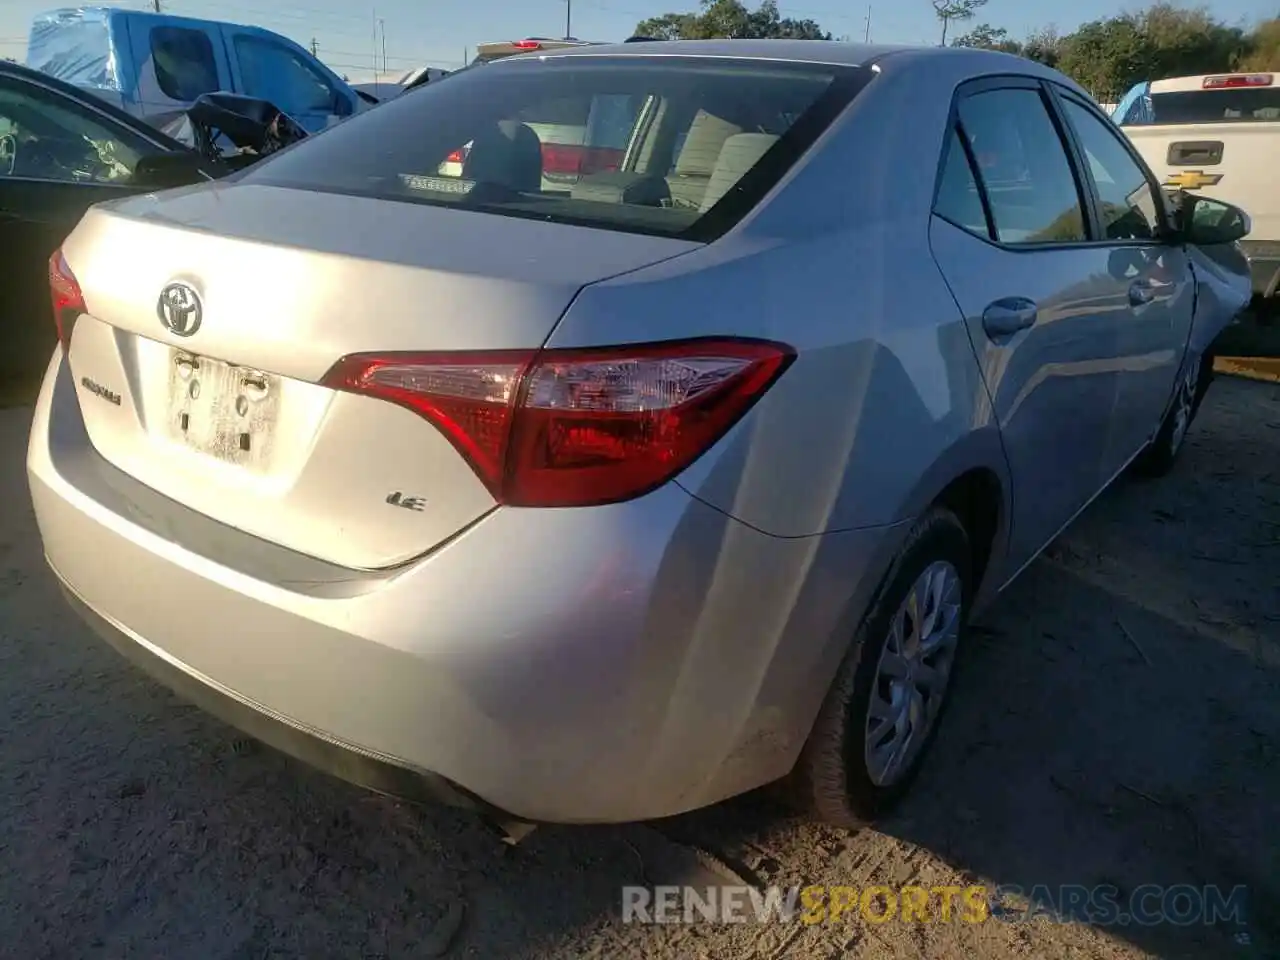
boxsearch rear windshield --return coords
[1137,88,1280,124]
[241,56,868,240]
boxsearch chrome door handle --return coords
[1129,281,1155,305]
[981,297,1038,340]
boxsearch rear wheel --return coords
[1254,296,1279,328]
[793,507,972,829]
[1133,350,1207,478]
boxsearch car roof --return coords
[523,38,906,66]
[514,39,1084,96]
[506,38,1060,74]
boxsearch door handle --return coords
[981,297,1038,340]
[1129,280,1155,306]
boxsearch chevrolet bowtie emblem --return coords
[1164,170,1223,191]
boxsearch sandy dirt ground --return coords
[1,374,1277,960]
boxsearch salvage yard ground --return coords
[0,374,1277,960]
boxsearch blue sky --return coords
[2,0,1275,80]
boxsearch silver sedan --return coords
[28,39,1250,833]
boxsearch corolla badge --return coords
[157,282,203,337]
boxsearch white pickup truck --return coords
[1115,72,1280,316]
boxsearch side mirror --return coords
[133,151,212,189]
[333,91,356,116]
[1179,194,1251,246]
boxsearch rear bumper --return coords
[57,579,509,820]
[1239,240,1280,297]
[27,350,900,824]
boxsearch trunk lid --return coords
[61,181,698,569]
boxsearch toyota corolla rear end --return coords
[27,48,878,824]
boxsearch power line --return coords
[321,47,436,64]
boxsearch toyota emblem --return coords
[157,282,202,337]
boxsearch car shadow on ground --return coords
[0,378,1276,959]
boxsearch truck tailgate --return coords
[1125,123,1280,240]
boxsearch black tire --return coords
[1254,296,1279,328]
[1133,349,1209,478]
[792,506,973,829]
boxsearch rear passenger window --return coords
[150,27,220,102]
[934,128,989,237]
[957,88,1086,244]
[1059,97,1162,241]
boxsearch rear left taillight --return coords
[49,248,85,353]
[323,338,795,507]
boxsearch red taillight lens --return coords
[49,248,86,353]
[511,39,542,50]
[323,338,795,508]
[1203,73,1273,88]
[324,351,531,493]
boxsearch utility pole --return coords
[379,18,387,74]
[372,9,379,83]
[152,0,161,11]
[565,0,572,40]
[863,5,872,42]
[310,36,318,56]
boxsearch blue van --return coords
[26,7,365,133]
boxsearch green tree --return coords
[932,0,988,46]
[1056,15,1153,100]
[952,23,1021,54]
[1136,3,1246,79]
[925,4,1276,95]
[1021,27,1063,68]
[633,12,700,39]
[635,1,830,40]
[1238,18,1280,69]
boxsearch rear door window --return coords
[933,127,989,237]
[150,26,220,102]
[242,57,869,241]
[957,87,1087,244]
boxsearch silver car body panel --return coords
[60,185,699,568]
[27,41,1247,823]
[30,352,906,821]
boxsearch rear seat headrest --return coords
[673,110,744,179]
[699,133,781,212]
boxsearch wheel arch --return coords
[894,424,1012,607]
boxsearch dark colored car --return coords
[0,60,217,386]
